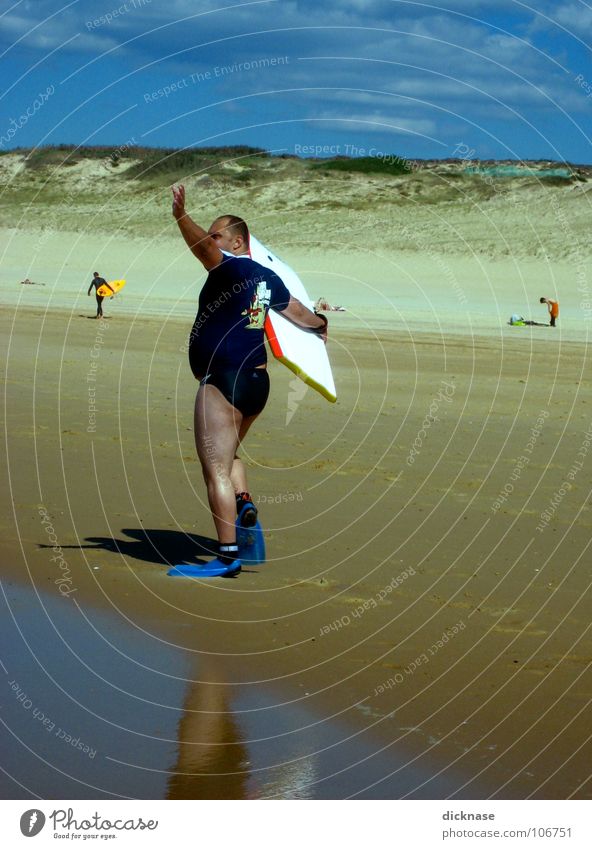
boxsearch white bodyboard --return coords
[248,235,336,403]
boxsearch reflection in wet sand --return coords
[166,666,250,800]
[166,666,323,800]
[257,758,319,800]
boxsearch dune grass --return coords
[313,155,417,177]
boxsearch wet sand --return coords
[2,303,591,799]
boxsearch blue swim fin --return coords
[167,559,241,578]
[236,519,266,565]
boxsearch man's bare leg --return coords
[194,384,243,545]
[230,413,258,494]
[230,458,248,493]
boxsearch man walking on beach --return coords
[88,272,113,319]
[171,184,327,574]
[540,296,559,327]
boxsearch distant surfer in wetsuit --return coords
[172,184,327,574]
[87,272,113,318]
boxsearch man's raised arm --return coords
[172,184,223,271]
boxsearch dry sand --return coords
[1,151,592,799]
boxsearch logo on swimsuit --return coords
[242,280,271,329]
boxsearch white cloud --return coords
[553,2,592,36]
[315,111,439,138]
[0,10,118,52]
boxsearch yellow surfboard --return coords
[97,279,125,297]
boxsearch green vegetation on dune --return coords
[121,145,269,182]
[22,145,119,169]
[7,145,586,187]
[313,155,416,177]
[13,144,270,180]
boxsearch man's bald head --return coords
[209,215,250,255]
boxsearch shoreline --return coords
[2,300,590,348]
[3,220,591,345]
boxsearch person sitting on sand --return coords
[87,272,113,319]
[172,183,328,575]
[314,297,345,312]
[509,314,547,327]
[540,296,559,327]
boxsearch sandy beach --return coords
[1,149,592,799]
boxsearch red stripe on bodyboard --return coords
[248,238,285,359]
[264,315,284,358]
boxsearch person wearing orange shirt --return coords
[540,297,559,327]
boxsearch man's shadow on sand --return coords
[41,528,219,567]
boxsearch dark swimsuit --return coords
[189,253,290,417]
[200,368,270,417]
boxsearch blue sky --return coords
[1,0,591,162]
